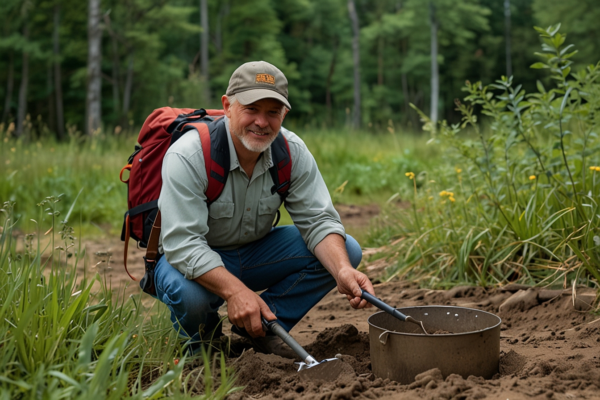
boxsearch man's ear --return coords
[222,95,232,117]
[282,107,289,121]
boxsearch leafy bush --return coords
[369,25,600,291]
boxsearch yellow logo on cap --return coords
[256,74,275,85]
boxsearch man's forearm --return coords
[313,233,353,281]
[193,266,248,301]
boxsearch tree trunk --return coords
[215,2,229,56]
[325,37,339,126]
[504,0,512,78]
[85,0,102,136]
[48,64,56,132]
[347,0,361,130]
[103,13,121,120]
[377,36,384,86]
[54,3,65,139]
[429,1,439,126]
[200,0,210,102]
[16,23,30,138]
[1,51,14,125]
[122,50,134,121]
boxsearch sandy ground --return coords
[79,204,600,400]
[225,283,600,400]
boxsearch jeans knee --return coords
[345,235,362,269]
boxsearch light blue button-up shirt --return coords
[158,116,345,280]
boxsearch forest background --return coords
[2,0,600,138]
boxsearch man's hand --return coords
[195,266,276,338]
[336,267,375,309]
[225,288,276,338]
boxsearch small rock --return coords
[501,283,531,293]
[573,294,596,311]
[444,286,473,299]
[538,289,565,302]
[499,289,539,313]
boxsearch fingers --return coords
[246,312,265,338]
[260,303,277,322]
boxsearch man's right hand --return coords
[195,266,276,338]
[225,288,276,338]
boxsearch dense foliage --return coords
[369,26,600,290]
[1,0,600,136]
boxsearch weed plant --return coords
[368,26,600,292]
[0,200,239,399]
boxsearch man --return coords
[155,61,375,357]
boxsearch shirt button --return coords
[246,208,250,211]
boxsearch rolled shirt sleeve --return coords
[157,121,345,280]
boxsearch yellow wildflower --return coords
[529,175,536,180]
[449,196,456,202]
[455,167,462,174]
[405,172,415,180]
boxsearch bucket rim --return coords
[367,305,502,337]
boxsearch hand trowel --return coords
[261,317,344,381]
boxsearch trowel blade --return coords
[297,358,344,381]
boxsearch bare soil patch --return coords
[226,284,600,400]
[74,203,600,400]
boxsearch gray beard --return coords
[233,129,276,153]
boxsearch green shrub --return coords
[369,25,600,291]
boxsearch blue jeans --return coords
[154,225,362,342]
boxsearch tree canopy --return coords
[0,0,597,136]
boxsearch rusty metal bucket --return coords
[368,306,501,384]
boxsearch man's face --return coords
[224,97,288,154]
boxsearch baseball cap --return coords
[226,61,291,110]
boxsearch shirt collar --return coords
[223,115,274,175]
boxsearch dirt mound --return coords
[224,284,600,399]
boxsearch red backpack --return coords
[120,107,292,295]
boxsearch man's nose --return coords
[254,112,269,128]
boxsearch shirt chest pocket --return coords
[208,202,235,234]
[257,194,283,234]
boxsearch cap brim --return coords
[235,89,291,110]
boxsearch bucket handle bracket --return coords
[378,330,392,345]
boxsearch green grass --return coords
[0,125,434,235]
[365,26,600,295]
[0,201,240,399]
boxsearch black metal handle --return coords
[261,317,311,361]
[360,289,409,322]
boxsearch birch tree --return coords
[347,0,361,130]
[85,0,102,136]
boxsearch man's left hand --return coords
[336,267,375,309]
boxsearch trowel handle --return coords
[360,289,409,322]
[261,317,312,362]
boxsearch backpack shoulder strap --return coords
[190,116,230,205]
[269,132,292,199]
